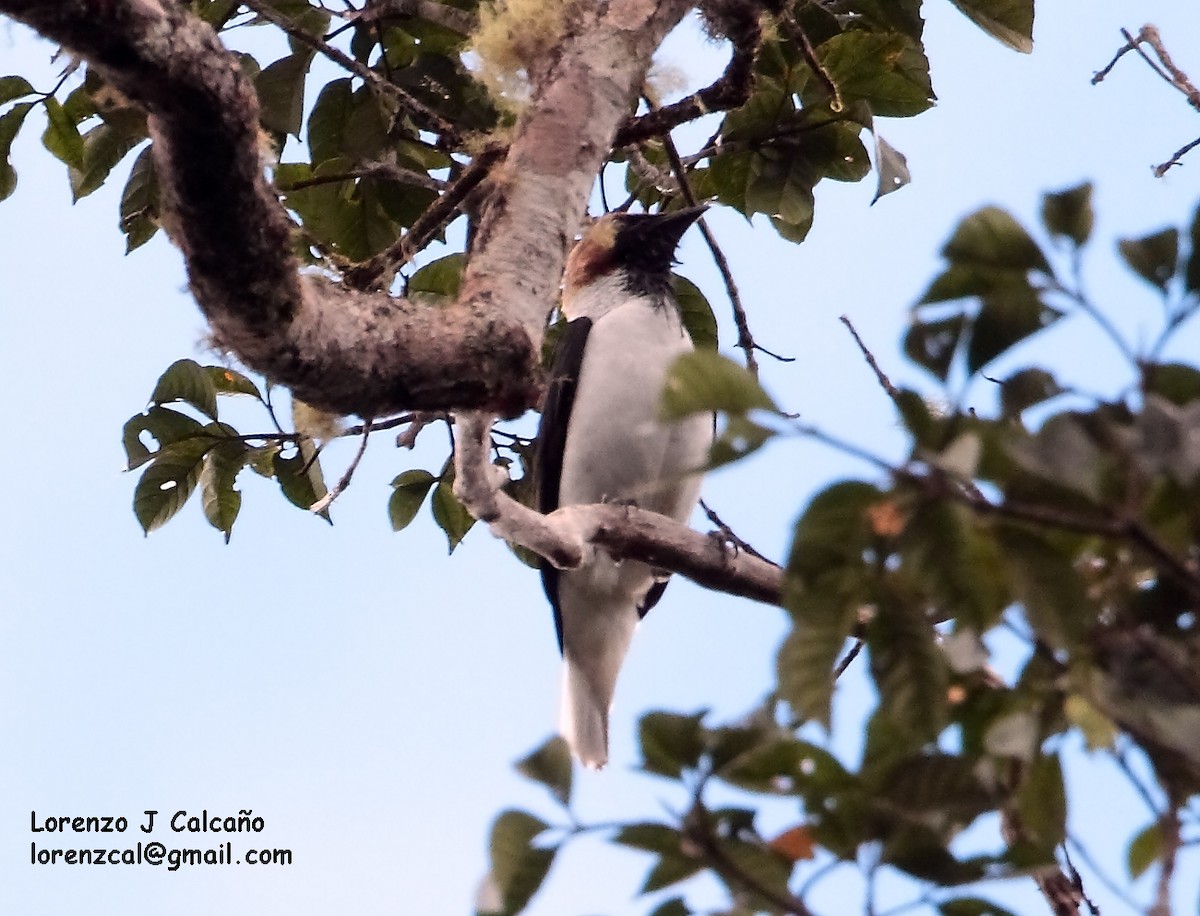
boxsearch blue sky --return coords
[3,2,1200,914]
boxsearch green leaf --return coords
[120,146,160,251]
[431,473,474,552]
[388,469,436,532]
[1063,694,1117,751]
[122,405,207,470]
[919,263,1031,304]
[1008,413,1105,502]
[966,287,1060,374]
[1119,228,1179,291]
[948,0,1034,52]
[307,77,352,167]
[151,358,220,419]
[873,133,911,202]
[1127,821,1163,880]
[873,752,998,829]
[817,32,935,117]
[661,351,776,420]
[777,590,858,727]
[672,275,718,351]
[514,736,573,807]
[1000,368,1062,417]
[199,439,246,542]
[0,75,35,105]
[943,206,1051,273]
[1041,182,1093,246]
[485,810,555,916]
[273,448,330,519]
[205,365,264,400]
[745,151,815,236]
[41,96,85,170]
[408,253,464,301]
[939,898,1018,916]
[904,314,967,381]
[639,710,707,778]
[133,437,213,533]
[1015,753,1066,847]
[70,122,143,200]
[0,101,34,200]
[256,52,314,137]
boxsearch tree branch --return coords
[453,413,783,605]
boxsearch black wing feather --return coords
[535,318,592,654]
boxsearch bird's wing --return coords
[535,317,593,653]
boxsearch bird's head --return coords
[562,206,706,318]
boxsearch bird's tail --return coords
[557,593,639,770]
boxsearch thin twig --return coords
[1065,835,1140,911]
[1155,135,1200,177]
[310,416,373,513]
[654,122,763,375]
[699,499,779,566]
[782,14,841,111]
[346,143,506,287]
[240,0,461,144]
[1111,740,1165,817]
[839,315,902,407]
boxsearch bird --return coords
[535,206,713,769]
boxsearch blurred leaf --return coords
[998,526,1089,653]
[1041,182,1092,246]
[41,96,85,169]
[1063,694,1117,751]
[123,405,207,470]
[256,51,314,137]
[1015,753,1066,847]
[939,897,1018,916]
[1127,821,1163,880]
[967,287,1061,374]
[641,851,704,893]
[777,589,858,728]
[1008,412,1105,502]
[199,438,246,541]
[870,591,948,744]
[767,824,816,861]
[787,480,883,584]
[151,358,220,419]
[904,314,966,381]
[874,752,998,830]
[514,736,573,807]
[646,898,690,916]
[947,0,1034,53]
[431,471,475,552]
[817,32,934,117]
[1119,228,1179,291]
[388,469,436,532]
[133,438,212,533]
[943,206,1050,274]
[485,810,555,916]
[1000,368,1062,418]
[661,351,776,419]
[707,416,775,470]
[873,133,911,203]
[1186,204,1200,293]
[613,823,683,854]
[1144,362,1200,407]
[639,710,707,778]
[673,275,718,351]
[746,151,815,239]
[983,709,1038,762]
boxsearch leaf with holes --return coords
[133,438,213,534]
